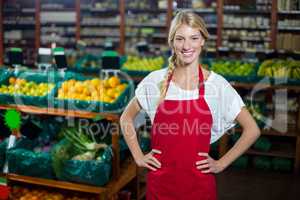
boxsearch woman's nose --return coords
[183,40,191,50]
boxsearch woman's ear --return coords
[200,39,205,47]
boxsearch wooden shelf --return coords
[0,173,6,179]
[126,23,166,28]
[246,143,295,158]
[125,8,167,13]
[81,22,120,27]
[278,10,300,15]
[8,174,106,194]
[278,27,300,31]
[231,82,300,91]
[246,140,296,159]
[0,104,120,121]
[223,9,270,15]
[7,158,137,198]
[223,26,271,30]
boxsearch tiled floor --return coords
[216,167,300,200]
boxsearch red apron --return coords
[146,66,216,200]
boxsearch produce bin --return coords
[53,70,134,113]
[51,139,113,186]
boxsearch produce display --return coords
[257,59,300,79]
[57,76,127,103]
[0,77,55,96]
[210,60,256,76]
[51,125,112,186]
[122,55,165,71]
[74,54,100,69]
[11,186,96,200]
[246,102,264,123]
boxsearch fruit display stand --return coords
[0,69,141,199]
[0,104,139,200]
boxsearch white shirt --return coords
[135,68,245,144]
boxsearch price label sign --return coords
[53,47,68,69]
[8,47,23,67]
[38,48,52,69]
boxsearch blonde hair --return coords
[158,10,209,104]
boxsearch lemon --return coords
[108,76,120,88]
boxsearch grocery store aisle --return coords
[216,167,300,200]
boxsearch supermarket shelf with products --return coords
[6,157,137,199]
[2,0,36,66]
[0,101,142,198]
[2,0,299,64]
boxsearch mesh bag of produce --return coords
[231,155,249,169]
[253,156,272,170]
[6,118,61,179]
[253,136,272,152]
[73,54,101,73]
[272,157,292,172]
[51,138,113,186]
[7,148,55,179]
[0,138,8,170]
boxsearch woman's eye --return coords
[175,38,183,41]
[192,37,199,40]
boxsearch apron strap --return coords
[198,64,205,97]
[165,64,205,96]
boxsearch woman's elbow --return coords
[120,112,129,129]
[253,124,261,139]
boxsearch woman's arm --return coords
[217,107,261,171]
[120,97,161,171]
[196,107,261,173]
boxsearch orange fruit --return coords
[106,88,115,98]
[62,83,69,92]
[108,76,120,88]
[116,84,127,92]
[9,77,16,85]
[91,78,101,87]
[103,96,112,103]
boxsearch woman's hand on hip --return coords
[196,152,225,174]
[135,149,162,171]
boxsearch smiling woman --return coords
[120,10,260,200]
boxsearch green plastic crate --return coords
[0,71,58,107]
[51,139,112,186]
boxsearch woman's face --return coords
[173,24,205,66]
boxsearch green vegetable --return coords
[51,126,108,178]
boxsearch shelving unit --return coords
[222,81,300,173]
[0,0,299,64]
[79,0,123,55]
[124,0,172,54]
[2,0,36,66]
[0,103,142,199]
[277,0,300,52]
[40,0,77,50]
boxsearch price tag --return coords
[38,48,52,69]
[136,41,150,53]
[8,47,23,67]
[53,47,68,69]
